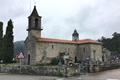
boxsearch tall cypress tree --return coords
[3,20,14,63]
[0,22,3,60]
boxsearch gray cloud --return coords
[64,0,120,39]
[0,0,120,41]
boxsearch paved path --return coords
[60,69,120,80]
[0,69,120,80]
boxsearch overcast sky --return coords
[0,0,120,41]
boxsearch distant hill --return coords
[14,41,25,56]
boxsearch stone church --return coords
[24,6,103,65]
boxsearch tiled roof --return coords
[37,38,101,44]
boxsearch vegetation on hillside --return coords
[98,32,120,56]
[14,41,25,56]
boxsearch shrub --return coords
[51,58,59,65]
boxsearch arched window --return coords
[35,18,38,28]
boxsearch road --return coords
[0,69,120,80]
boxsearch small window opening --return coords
[83,47,86,53]
[52,45,54,49]
[35,18,38,28]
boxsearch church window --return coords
[35,18,38,28]
[75,56,77,63]
[29,18,31,28]
[52,45,54,49]
[28,54,30,65]
[93,50,96,60]
[83,47,86,53]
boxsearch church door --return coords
[28,54,30,65]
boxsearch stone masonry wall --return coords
[0,65,80,77]
[36,42,77,64]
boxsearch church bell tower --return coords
[72,29,79,41]
[27,6,43,38]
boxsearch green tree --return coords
[0,22,3,59]
[3,20,14,63]
[99,32,120,56]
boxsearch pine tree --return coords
[0,22,3,60]
[3,20,14,63]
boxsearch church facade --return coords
[24,6,103,65]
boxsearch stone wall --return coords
[24,37,37,65]
[77,44,102,62]
[77,44,91,61]
[36,42,77,64]
[90,44,102,61]
[0,65,80,77]
[25,34,103,65]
